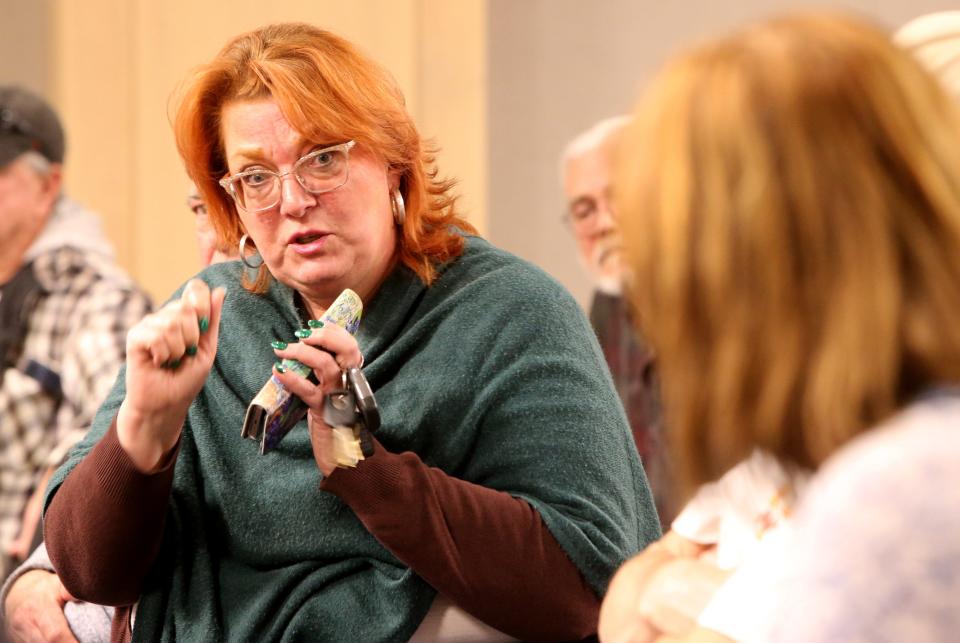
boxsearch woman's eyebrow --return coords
[230,145,266,161]
[230,138,317,163]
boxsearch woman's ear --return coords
[387,168,402,193]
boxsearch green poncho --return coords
[48,235,659,641]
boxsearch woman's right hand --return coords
[3,570,78,643]
[600,530,731,643]
[117,279,226,472]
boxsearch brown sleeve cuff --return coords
[319,438,418,522]
[90,418,180,506]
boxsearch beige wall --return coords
[42,0,487,303]
[0,1,53,96]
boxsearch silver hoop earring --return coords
[391,189,406,227]
[238,234,264,269]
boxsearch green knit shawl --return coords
[49,235,659,642]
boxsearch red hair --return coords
[173,22,475,291]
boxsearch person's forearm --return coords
[6,468,53,561]
[322,441,600,641]
[45,417,177,606]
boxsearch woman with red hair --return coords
[38,22,657,642]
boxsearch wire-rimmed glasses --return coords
[219,140,356,213]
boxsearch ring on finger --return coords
[335,353,364,370]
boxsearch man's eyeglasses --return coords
[219,140,356,213]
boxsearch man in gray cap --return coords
[0,86,152,583]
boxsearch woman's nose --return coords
[279,175,316,218]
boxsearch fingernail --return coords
[186,345,198,356]
[271,340,288,350]
[294,328,311,339]
[307,319,324,328]
[199,317,210,333]
[274,362,286,374]
[168,358,181,369]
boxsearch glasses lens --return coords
[232,172,281,211]
[222,144,352,212]
[296,147,350,193]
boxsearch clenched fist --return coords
[117,279,226,472]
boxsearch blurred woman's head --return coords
[187,183,235,267]
[174,22,473,295]
[617,13,960,488]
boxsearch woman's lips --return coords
[289,232,329,255]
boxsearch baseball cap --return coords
[895,11,960,103]
[0,85,66,168]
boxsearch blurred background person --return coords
[0,85,152,582]
[561,116,675,526]
[2,186,237,643]
[602,11,960,642]
[186,183,236,267]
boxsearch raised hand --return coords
[117,279,226,472]
[269,321,363,476]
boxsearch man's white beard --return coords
[594,274,622,296]
[584,237,623,296]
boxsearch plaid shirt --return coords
[0,245,151,562]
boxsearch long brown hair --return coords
[173,22,475,291]
[617,13,960,489]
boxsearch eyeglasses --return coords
[219,140,356,213]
